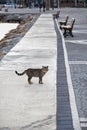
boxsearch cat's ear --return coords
[42,66,48,68]
[46,66,48,68]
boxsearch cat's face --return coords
[42,66,48,72]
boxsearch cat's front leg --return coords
[39,77,43,84]
[28,77,33,84]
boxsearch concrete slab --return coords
[0,14,57,130]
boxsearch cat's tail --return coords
[15,70,25,76]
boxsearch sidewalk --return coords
[0,7,87,130]
[0,14,57,130]
[0,7,59,14]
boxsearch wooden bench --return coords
[60,18,75,37]
[59,16,69,26]
[53,11,60,19]
[5,8,8,12]
[0,7,2,11]
[0,5,3,11]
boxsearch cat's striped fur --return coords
[15,66,48,84]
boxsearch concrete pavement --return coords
[0,14,57,129]
[0,7,59,14]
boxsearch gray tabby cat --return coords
[15,66,48,84]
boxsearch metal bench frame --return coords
[59,16,69,26]
[53,11,60,19]
[60,18,75,37]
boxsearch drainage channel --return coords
[54,18,81,130]
[54,19,74,130]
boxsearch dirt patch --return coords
[0,14,39,60]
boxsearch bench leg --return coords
[63,29,66,36]
[69,29,73,37]
[63,29,74,37]
[63,29,68,37]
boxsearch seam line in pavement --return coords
[69,61,87,64]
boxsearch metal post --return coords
[75,0,77,7]
[45,0,50,10]
[58,0,59,8]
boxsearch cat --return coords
[15,66,48,84]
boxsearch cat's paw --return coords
[39,82,43,84]
[29,82,33,84]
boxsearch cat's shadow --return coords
[25,83,44,88]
